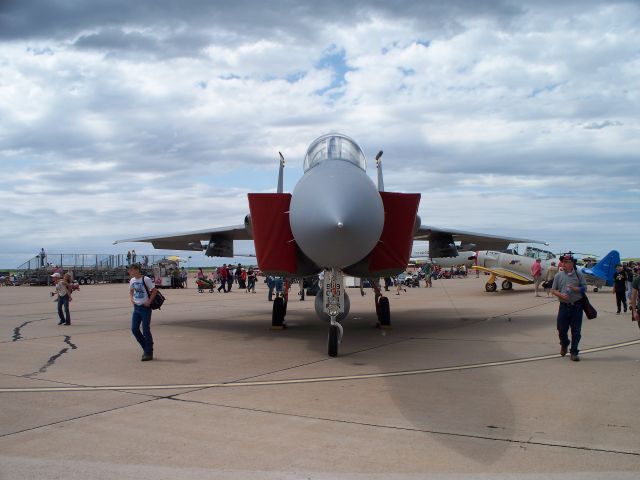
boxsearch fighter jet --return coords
[115,133,545,356]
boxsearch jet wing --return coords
[415,225,546,255]
[114,225,252,256]
[471,266,533,285]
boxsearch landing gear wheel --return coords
[485,282,497,292]
[328,324,339,357]
[593,287,599,293]
[377,296,391,327]
[501,280,513,290]
[271,296,286,328]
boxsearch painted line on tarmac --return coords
[2,339,639,393]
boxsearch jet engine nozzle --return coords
[289,161,384,269]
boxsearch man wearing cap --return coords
[128,263,157,361]
[52,272,71,325]
[551,255,587,361]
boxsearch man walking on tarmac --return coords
[128,263,157,361]
[550,254,587,362]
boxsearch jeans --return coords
[57,295,70,324]
[557,302,583,355]
[616,290,628,312]
[131,305,153,355]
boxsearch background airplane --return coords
[472,248,620,293]
[116,133,545,356]
[410,248,476,268]
[471,250,553,292]
[580,250,620,291]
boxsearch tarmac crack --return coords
[11,318,49,341]
[167,396,640,458]
[0,397,157,439]
[22,335,78,378]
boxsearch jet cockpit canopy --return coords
[303,133,367,172]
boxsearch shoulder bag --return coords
[142,276,166,310]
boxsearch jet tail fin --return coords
[584,250,620,285]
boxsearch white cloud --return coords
[0,0,639,266]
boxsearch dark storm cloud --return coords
[1,0,522,45]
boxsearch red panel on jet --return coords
[369,192,421,273]
[247,193,297,274]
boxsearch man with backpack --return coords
[128,263,157,361]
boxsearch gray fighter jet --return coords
[116,133,544,356]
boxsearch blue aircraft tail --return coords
[582,250,620,286]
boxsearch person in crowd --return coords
[531,258,543,297]
[180,267,188,289]
[544,261,558,296]
[226,264,234,292]
[631,270,640,329]
[239,268,247,290]
[52,272,71,325]
[235,263,242,285]
[266,275,275,301]
[217,264,228,292]
[624,262,634,301]
[274,276,284,297]
[247,268,256,293]
[128,263,157,361]
[550,255,587,362]
[422,263,432,287]
[613,264,628,314]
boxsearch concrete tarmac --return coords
[1,277,639,479]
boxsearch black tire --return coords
[328,324,339,357]
[80,277,86,285]
[272,297,285,327]
[501,280,513,290]
[486,282,497,292]
[378,296,391,327]
[593,287,599,293]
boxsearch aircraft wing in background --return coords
[114,224,252,257]
[414,225,547,258]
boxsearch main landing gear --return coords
[271,295,287,329]
[271,279,289,329]
[371,279,391,328]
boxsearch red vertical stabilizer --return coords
[369,192,421,273]
[247,193,297,275]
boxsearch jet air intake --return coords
[289,160,384,269]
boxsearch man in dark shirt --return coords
[613,264,628,314]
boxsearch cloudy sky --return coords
[1,0,639,269]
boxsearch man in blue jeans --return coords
[551,254,587,362]
[128,264,157,361]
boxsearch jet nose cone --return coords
[290,161,384,268]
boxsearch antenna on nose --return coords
[375,150,384,192]
[277,152,285,193]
